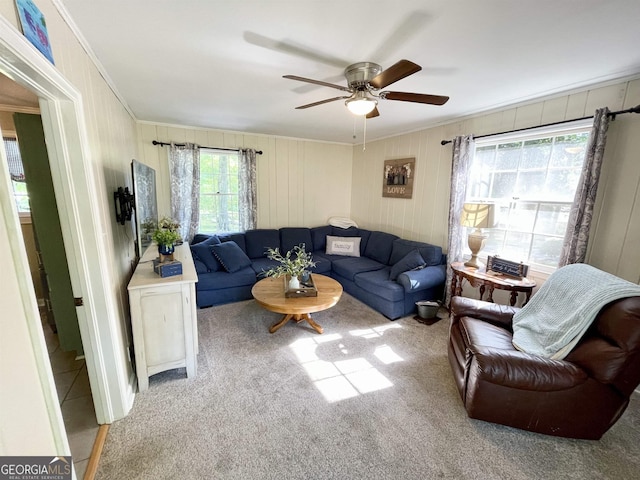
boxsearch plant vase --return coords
[284,273,317,298]
[158,243,175,263]
[288,275,300,290]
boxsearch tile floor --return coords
[42,317,99,480]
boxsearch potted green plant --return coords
[263,244,317,290]
[152,218,181,259]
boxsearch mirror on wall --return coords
[131,159,158,258]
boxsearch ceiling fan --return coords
[283,59,449,118]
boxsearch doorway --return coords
[13,112,83,354]
[0,15,135,457]
[1,75,99,477]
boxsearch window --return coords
[199,148,240,233]
[11,180,30,212]
[3,137,30,213]
[466,122,591,272]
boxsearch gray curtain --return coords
[239,148,257,230]
[169,142,200,242]
[3,137,25,182]
[558,107,610,266]
[444,135,475,307]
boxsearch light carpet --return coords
[97,293,640,479]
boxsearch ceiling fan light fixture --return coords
[345,92,377,116]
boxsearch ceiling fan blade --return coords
[369,59,421,89]
[383,91,449,105]
[295,96,350,109]
[366,107,380,119]
[284,75,351,92]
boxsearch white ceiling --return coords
[60,0,640,145]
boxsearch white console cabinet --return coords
[128,243,198,391]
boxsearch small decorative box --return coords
[153,259,183,278]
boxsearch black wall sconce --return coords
[113,186,134,225]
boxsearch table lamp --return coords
[460,202,495,269]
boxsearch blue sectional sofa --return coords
[190,225,446,320]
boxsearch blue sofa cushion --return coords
[326,235,361,257]
[364,231,399,265]
[389,250,426,281]
[354,268,405,302]
[357,229,372,254]
[390,239,443,267]
[211,241,252,273]
[196,266,257,290]
[332,256,386,281]
[331,226,359,237]
[245,229,280,259]
[193,258,209,274]
[309,254,332,274]
[397,265,447,293]
[190,235,222,271]
[281,227,313,254]
[251,257,283,278]
[218,233,247,253]
[311,225,333,252]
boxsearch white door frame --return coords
[0,17,135,426]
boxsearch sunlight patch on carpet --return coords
[289,324,403,403]
[314,376,359,402]
[374,345,403,364]
[349,323,402,339]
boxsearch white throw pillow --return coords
[325,235,361,257]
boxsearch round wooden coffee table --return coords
[251,273,343,334]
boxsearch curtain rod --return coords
[152,140,263,155]
[440,104,640,146]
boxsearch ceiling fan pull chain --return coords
[353,116,357,140]
[363,115,367,151]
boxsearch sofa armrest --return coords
[451,296,518,330]
[470,346,588,391]
[397,264,446,293]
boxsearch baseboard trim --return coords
[83,424,110,480]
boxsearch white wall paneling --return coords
[351,78,640,285]
[137,122,353,232]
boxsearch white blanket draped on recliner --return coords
[512,263,640,359]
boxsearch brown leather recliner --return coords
[448,295,640,439]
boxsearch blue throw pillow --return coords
[192,233,215,245]
[211,241,252,273]
[390,250,426,281]
[193,258,209,274]
[190,235,222,271]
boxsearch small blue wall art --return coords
[15,0,54,64]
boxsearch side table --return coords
[128,243,198,391]
[450,262,536,306]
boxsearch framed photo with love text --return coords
[383,157,415,199]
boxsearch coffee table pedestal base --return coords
[269,313,323,334]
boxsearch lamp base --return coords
[465,229,488,270]
[464,255,484,269]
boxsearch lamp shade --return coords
[460,203,496,229]
[345,91,377,115]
